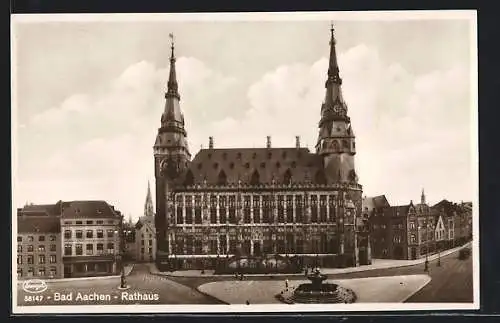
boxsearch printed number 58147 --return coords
[24,295,44,302]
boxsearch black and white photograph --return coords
[11,10,478,313]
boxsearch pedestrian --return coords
[285,279,289,290]
[246,300,250,305]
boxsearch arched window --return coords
[322,141,328,150]
[331,140,339,150]
[283,169,292,185]
[250,170,260,186]
[348,169,357,182]
[184,169,194,186]
[342,140,349,148]
[217,170,227,186]
[315,170,327,185]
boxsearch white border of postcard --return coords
[11,10,479,314]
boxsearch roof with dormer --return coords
[178,147,326,186]
[61,200,120,219]
[18,215,61,234]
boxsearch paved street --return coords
[17,264,222,306]
[167,248,473,303]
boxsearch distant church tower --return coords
[144,181,155,218]
[153,34,191,253]
[421,188,426,205]
[316,26,358,184]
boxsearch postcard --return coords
[11,10,479,314]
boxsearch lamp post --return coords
[423,221,429,272]
[115,216,127,289]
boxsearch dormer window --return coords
[291,161,297,168]
[276,162,281,168]
[229,162,235,169]
[267,152,272,159]
[260,162,266,169]
[252,153,257,159]
[282,152,287,159]
[208,153,212,159]
[222,152,227,160]
[237,152,242,159]
[245,162,250,169]
[213,163,218,169]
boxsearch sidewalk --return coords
[153,243,470,278]
[17,264,134,284]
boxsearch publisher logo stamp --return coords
[22,279,48,294]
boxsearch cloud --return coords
[16,57,238,218]
[201,43,473,205]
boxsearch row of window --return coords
[169,235,338,255]
[176,204,338,225]
[140,239,153,246]
[64,243,115,256]
[17,267,57,278]
[18,235,56,242]
[63,220,116,225]
[176,194,343,207]
[17,254,57,264]
[64,229,117,239]
[17,244,57,253]
[140,247,153,254]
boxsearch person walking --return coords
[285,279,289,290]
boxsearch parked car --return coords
[458,247,471,260]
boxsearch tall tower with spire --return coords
[154,34,191,252]
[144,181,155,218]
[316,25,358,184]
[421,188,426,205]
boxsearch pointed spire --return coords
[421,188,426,205]
[321,23,348,123]
[144,180,154,217]
[327,22,341,85]
[166,33,180,100]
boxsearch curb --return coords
[17,264,135,284]
[401,275,433,303]
[156,244,469,278]
[194,286,230,305]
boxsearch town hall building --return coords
[153,27,371,271]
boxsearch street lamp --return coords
[114,216,127,289]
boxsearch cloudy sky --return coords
[12,12,477,221]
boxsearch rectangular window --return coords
[219,196,227,224]
[210,196,217,224]
[319,195,327,223]
[17,245,22,252]
[141,248,145,254]
[141,240,144,246]
[244,196,251,223]
[75,230,83,239]
[27,267,34,277]
[277,196,284,223]
[253,196,260,224]
[194,240,203,254]
[28,236,34,242]
[97,230,104,238]
[107,230,114,238]
[286,196,293,223]
[64,244,72,256]
[311,196,318,223]
[38,245,45,252]
[49,235,56,241]
[185,196,193,224]
[38,255,46,264]
[228,196,236,224]
[86,230,93,239]
[86,244,93,255]
[17,236,22,242]
[107,243,114,254]
[96,220,104,225]
[96,243,104,254]
[17,269,22,278]
[72,244,82,255]
[49,267,57,277]
[295,195,303,223]
[75,221,83,225]
[149,240,152,245]
[49,244,56,252]
[194,196,202,224]
[219,237,227,255]
[27,255,34,264]
[38,235,45,242]
[17,255,22,264]
[86,220,93,225]
[49,255,57,263]
[262,196,270,224]
[27,245,33,252]
[149,247,152,254]
[38,267,46,277]
[64,230,72,239]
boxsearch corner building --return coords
[154,27,371,270]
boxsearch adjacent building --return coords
[153,27,370,271]
[16,200,123,279]
[17,204,63,279]
[134,182,157,262]
[61,201,123,278]
[365,191,473,260]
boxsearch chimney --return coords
[295,136,300,148]
[209,136,214,149]
[266,136,271,148]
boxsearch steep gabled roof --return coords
[180,147,324,186]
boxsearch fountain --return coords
[277,268,356,304]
